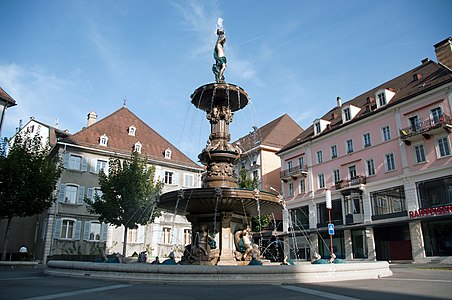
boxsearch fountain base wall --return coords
[45,260,393,284]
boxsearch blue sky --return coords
[1,0,451,162]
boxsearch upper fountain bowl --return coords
[191,83,249,112]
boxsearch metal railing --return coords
[400,114,451,140]
[280,165,308,179]
[335,175,366,190]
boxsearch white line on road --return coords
[21,284,131,300]
[381,277,452,283]
[280,285,363,300]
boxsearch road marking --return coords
[280,285,363,300]
[381,278,452,283]
[0,277,42,281]
[22,284,131,300]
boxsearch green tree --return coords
[237,168,271,232]
[86,152,163,256]
[0,132,62,261]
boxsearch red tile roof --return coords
[279,59,452,153]
[61,107,202,169]
[0,86,17,106]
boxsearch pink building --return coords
[277,37,452,263]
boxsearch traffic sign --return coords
[328,223,335,235]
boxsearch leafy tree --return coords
[237,168,271,232]
[86,152,163,256]
[0,132,62,261]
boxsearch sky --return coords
[1,0,451,162]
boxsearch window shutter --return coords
[83,221,90,240]
[90,158,96,173]
[77,186,85,204]
[173,173,179,185]
[81,157,88,172]
[137,225,145,243]
[58,184,66,203]
[63,153,69,169]
[74,221,82,240]
[87,188,93,201]
[54,219,62,239]
[101,223,108,241]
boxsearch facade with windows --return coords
[33,106,203,262]
[277,44,452,263]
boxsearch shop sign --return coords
[409,205,452,219]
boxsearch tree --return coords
[237,168,271,232]
[86,152,163,256]
[0,132,62,261]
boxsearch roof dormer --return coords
[164,148,172,159]
[128,125,136,136]
[375,88,395,109]
[313,118,331,136]
[99,134,108,146]
[134,141,142,153]
[341,104,360,123]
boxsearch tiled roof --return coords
[0,86,17,106]
[233,114,304,152]
[279,59,452,153]
[60,107,202,169]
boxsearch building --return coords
[33,106,202,262]
[0,86,17,139]
[277,37,452,263]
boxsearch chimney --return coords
[434,37,452,70]
[87,111,97,127]
[337,96,342,107]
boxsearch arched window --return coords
[99,134,108,146]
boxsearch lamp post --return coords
[325,189,334,258]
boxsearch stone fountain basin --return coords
[158,187,282,216]
[191,82,249,112]
[45,260,392,284]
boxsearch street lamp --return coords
[325,189,334,259]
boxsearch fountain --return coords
[158,19,282,265]
[45,19,393,283]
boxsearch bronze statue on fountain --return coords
[158,18,283,265]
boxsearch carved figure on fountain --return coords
[234,225,260,261]
[189,224,219,265]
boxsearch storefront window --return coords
[290,206,309,230]
[371,186,406,219]
[317,199,343,227]
[422,220,452,256]
[417,175,452,208]
[318,231,345,259]
[351,229,368,258]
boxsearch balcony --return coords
[280,165,308,181]
[335,175,366,190]
[399,114,452,145]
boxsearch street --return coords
[0,264,451,300]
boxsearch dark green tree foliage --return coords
[86,152,163,256]
[237,168,271,232]
[0,132,62,260]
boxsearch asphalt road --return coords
[1,264,451,300]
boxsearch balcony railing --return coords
[280,165,308,180]
[335,175,366,190]
[399,114,452,142]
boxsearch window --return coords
[162,227,171,244]
[385,153,396,171]
[127,228,138,243]
[299,179,306,193]
[87,222,101,241]
[87,187,103,201]
[128,125,136,136]
[241,160,246,169]
[65,185,78,204]
[96,159,108,174]
[351,229,368,259]
[318,174,325,189]
[290,206,309,229]
[184,229,191,245]
[333,169,340,184]
[414,144,426,163]
[61,220,75,239]
[253,170,259,181]
[382,126,391,141]
[343,108,351,121]
[184,174,195,187]
[346,139,354,154]
[377,93,386,106]
[288,182,294,196]
[436,137,451,157]
[366,159,376,176]
[134,141,142,153]
[68,155,82,170]
[164,171,174,184]
[315,122,321,134]
[345,193,363,214]
[331,145,338,159]
[417,175,452,208]
[165,148,172,159]
[371,186,406,217]
[54,219,81,240]
[317,200,343,226]
[316,151,323,164]
[99,134,108,146]
[287,161,293,172]
[363,132,371,148]
[409,116,419,132]
[431,107,443,125]
[58,184,84,204]
[298,156,304,167]
[348,165,357,179]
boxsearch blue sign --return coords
[328,223,335,235]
